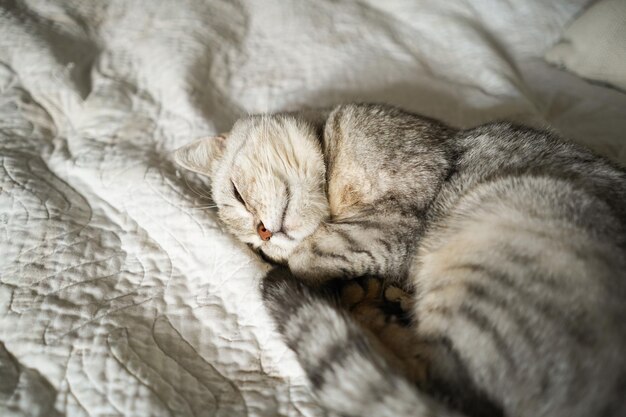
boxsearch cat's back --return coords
[454,122,626,221]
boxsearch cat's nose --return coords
[257,222,273,241]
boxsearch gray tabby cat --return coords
[174,104,626,417]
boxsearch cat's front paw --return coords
[288,245,348,285]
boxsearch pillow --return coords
[545,0,626,92]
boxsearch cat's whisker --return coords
[182,174,214,202]
[171,203,219,211]
[192,203,218,208]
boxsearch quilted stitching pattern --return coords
[0,1,624,416]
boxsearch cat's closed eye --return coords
[232,180,246,206]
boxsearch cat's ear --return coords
[173,134,227,176]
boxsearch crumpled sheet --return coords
[0,1,624,416]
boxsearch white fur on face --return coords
[209,115,329,263]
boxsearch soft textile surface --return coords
[546,0,626,92]
[1,1,625,416]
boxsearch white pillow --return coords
[545,0,626,92]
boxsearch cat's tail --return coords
[261,267,463,417]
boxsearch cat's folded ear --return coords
[173,134,227,176]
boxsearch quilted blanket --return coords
[1,1,625,416]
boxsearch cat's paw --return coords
[340,278,385,330]
[337,278,426,384]
[288,244,346,285]
[339,278,413,326]
[383,285,414,314]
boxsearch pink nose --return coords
[257,222,272,241]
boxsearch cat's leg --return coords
[288,220,411,284]
[261,267,463,417]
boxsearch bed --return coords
[1,1,625,416]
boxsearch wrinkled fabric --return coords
[0,1,625,416]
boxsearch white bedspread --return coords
[1,1,625,416]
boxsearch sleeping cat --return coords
[174,104,626,417]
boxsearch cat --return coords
[174,103,626,417]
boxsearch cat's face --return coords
[174,115,329,263]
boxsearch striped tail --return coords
[261,267,463,417]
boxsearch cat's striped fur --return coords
[175,104,626,417]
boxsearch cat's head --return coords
[174,114,329,263]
